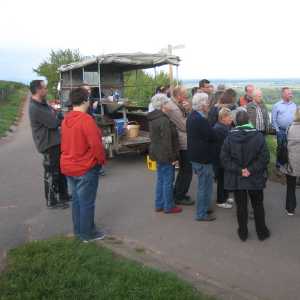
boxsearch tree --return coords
[33,49,83,98]
[123,70,178,106]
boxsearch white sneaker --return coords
[217,203,233,209]
[82,231,106,243]
[226,198,234,204]
[286,211,295,216]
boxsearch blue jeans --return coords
[192,162,214,219]
[67,165,100,240]
[155,163,175,212]
[276,129,287,168]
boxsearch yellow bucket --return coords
[147,155,157,171]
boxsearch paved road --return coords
[1,98,300,300]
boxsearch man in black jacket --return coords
[187,92,217,221]
[221,110,270,241]
[29,80,69,209]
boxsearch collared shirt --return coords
[196,111,206,118]
[256,104,265,131]
[272,100,297,131]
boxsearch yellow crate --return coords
[146,155,157,171]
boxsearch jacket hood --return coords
[64,111,86,128]
[147,109,166,121]
[229,124,258,144]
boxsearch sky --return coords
[1,0,300,83]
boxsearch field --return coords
[0,81,28,137]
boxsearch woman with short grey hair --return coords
[147,93,182,214]
[151,93,169,110]
[192,92,209,111]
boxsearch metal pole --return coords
[154,67,157,96]
[82,67,85,82]
[176,65,179,86]
[70,70,73,90]
[97,61,104,116]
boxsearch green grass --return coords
[0,238,214,300]
[0,81,28,137]
[266,135,280,181]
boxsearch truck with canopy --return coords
[58,52,181,157]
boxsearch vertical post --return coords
[135,69,139,105]
[70,70,73,90]
[176,65,179,86]
[168,44,174,95]
[97,61,104,116]
[168,44,173,82]
[154,67,157,96]
[82,67,85,82]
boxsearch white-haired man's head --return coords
[253,89,263,104]
[192,92,209,112]
[151,93,169,110]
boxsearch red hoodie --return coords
[60,111,106,176]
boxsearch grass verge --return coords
[266,134,285,183]
[0,81,28,138]
[0,237,215,300]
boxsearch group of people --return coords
[28,77,300,243]
[148,80,300,241]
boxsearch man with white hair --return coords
[187,92,217,221]
[147,94,182,214]
[246,89,270,134]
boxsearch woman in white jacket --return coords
[281,107,300,216]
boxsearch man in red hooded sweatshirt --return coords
[60,87,106,242]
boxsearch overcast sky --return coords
[1,0,300,83]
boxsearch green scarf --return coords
[235,123,254,129]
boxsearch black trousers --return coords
[43,145,69,206]
[216,168,229,204]
[286,175,297,213]
[174,150,193,200]
[234,190,269,238]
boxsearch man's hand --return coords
[242,168,251,177]
[182,100,192,112]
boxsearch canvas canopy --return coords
[58,52,180,72]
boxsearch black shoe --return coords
[257,229,270,241]
[237,229,248,241]
[47,204,59,209]
[57,202,69,209]
[175,197,195,206]
[196,215,216,222]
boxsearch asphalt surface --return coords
[1,98,300,300]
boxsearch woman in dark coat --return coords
[213,108,233,209]
[220,110,270,241]
[148,94,181,214]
